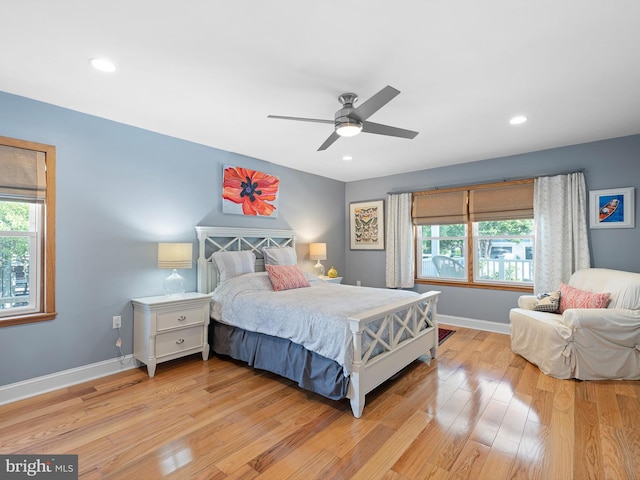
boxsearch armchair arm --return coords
[517,295,538,310]
[563,308,640,327]
[562,308,640,346]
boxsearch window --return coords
[0,136,56,326]
[413,180,534,291]
[474,220,534,284]
[417,224,467,280]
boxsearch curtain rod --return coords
[386,168,585,195]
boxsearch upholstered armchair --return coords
[509,268,640,380]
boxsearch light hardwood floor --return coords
[2,325,639,479]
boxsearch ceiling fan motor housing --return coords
[338,93,358,107]
[335,93,362,134]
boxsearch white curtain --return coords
[385,193,414,288]
[534,172,591,293]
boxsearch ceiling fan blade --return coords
[361,121,419,139]
[317,131,341,151]
[267,115,334,125]
[350,85,400,121]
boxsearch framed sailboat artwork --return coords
[589,187,635,229]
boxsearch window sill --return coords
[0,311,58,327]
[414,278,533,293]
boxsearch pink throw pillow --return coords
[558,283,610,313]
[265,264,311,291]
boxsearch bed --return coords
[196,226,440,417]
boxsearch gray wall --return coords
[0,91,346,385]
[345,135,640,323]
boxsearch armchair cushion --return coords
[569,268,640,309]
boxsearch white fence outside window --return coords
[420,256,533,283]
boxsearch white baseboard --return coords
[438,314,511,335]
[0,355,137,406]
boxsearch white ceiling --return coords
[2,1,639,182]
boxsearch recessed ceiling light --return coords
[89,57,116,73]
[342,155,353,161]
[509,115,527,125]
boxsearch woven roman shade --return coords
[469,182,533,221]
[412,190,468,225]
[0,144,47,201]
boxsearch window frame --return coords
[0,136,56,326]
[413,179,534,293]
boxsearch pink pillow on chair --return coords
[558,283,610,313]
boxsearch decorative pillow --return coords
[263,246,297,266]
[212,251,256,283]
[558,283,610,313]
[265,264,310,291]
[533,291,560,312]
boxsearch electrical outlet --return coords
[112,315,121,329]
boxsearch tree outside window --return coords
[0,201,32,304]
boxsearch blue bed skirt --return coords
[209,320,349,400]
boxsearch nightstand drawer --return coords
[155,326,204,358]
[156,307,205,331]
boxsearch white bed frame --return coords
[195,226,440,417]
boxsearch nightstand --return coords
[319,275,343,284]
[132,292,211,377]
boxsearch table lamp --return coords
[157,242,193,295]
[309,242,327,276]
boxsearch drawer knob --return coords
[176,338,185,344]
[178,315,187,321]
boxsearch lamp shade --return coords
[157,243,193,269]
[309,242,327,261]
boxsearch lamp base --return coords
[163,269,185,296]
[314,260,325,276]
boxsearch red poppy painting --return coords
[222,166,280,217]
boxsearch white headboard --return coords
[195,226,296,293]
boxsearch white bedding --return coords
[210,272,417,374]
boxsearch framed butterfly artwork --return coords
[349,200,384,250]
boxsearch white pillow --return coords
[263,246,297,266]
[212,250,256,283]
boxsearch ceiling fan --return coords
[267,85,419,151]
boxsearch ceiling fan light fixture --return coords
[335,120,362,137]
